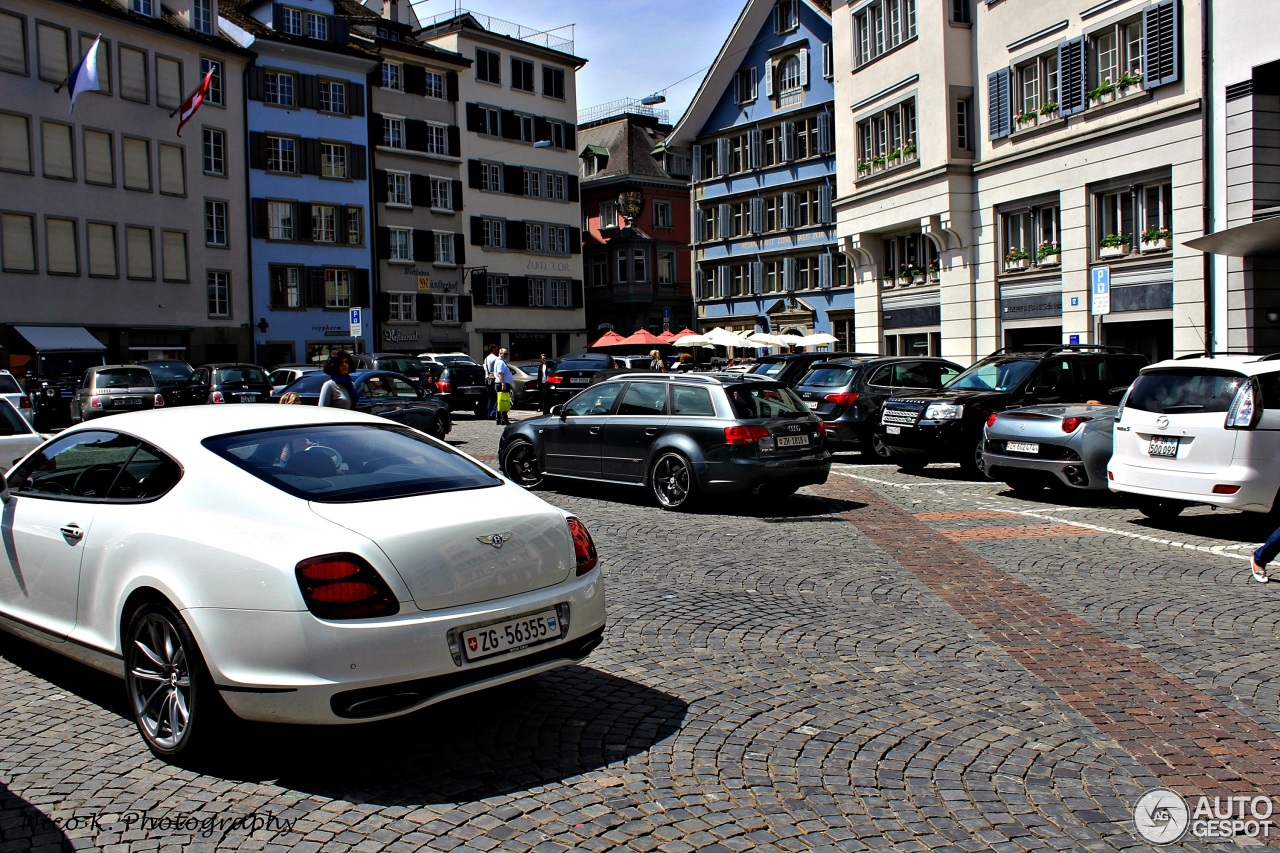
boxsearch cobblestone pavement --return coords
[3,411,1280,851]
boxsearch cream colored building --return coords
[833,0,1200,364]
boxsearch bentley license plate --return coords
[776,435,809,447]
[1006,441,1039,454]
[1148,436,1178,457]
[461,609,560,661]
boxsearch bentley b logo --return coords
[477,532,514,548]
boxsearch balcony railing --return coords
[417,7,574,54]
[578,98,670,126]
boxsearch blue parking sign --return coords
[1091,267,1110,316]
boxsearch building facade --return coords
[0,0,252,370]
[833,0,1202,364]
[418,10,587,361]
[671,0,846,344]
[578,105,693,338]
[223,0,378,368]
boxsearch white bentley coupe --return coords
[0,405,606,760]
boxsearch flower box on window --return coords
[898,267,915,285]
[902,142,917,162]
[1038,102,1059,121]
[928,261,940,281]
[1089,79,1116,105]
[1036,242,1060,267]
[1004,248,1030,272]
[1139,226,1171,253]
[912,269,926,284]
[857,161,872,177]
[1117,69,1144,98]
[1015,111,1038,129]
[872,155,886,173]
[1140,238,1169,253]
[881,271,895,289]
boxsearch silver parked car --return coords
[70,365,164,423]
[982,403,1118,493]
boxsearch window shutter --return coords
[405,65,426,96]
[503,164,524,196]
[405,119,427,152]
[718,203,730,238]
[249,131,265,170]
[568,175,580,201]
[564,125,576,149]
[332,17,349,44]
[749,127,762,169]
[691,144,702,181]
[783,257,796,291]
[375,291,392,321]
[354,269,371,308]
[454,233,465,264]
[467,159,482,189]
[751,259,763,295]
[819,252,833,288]
[781,121,796,161]
[716,265,729,299]
[818,182,832,224]
[1058,37,1088,117]
[252,198,268,239]
[987,67,1012,140]
[507,221,526,250]
[765,58,775,97]
[300,138,320,176]
[694,208,704,239]
[466,102,482,133]
[350,145,367,180]
[500,109,518,140]
[306,267,325,307]
[451,179,463,210]
[447,125,460,157]
[247,67,264,102]
[798,48,809,87]
[374,169,388,202]
[572,279,584,309]
[413,229,433,262]
[410,174,429,207]
[446,71,459,101]
[272,3,284,31]
[471,274,488,305]
[349,84,365,117]
[458,294,473,321]
[817,110,832,155]
[750,197,763,234]
[510,276,529,306]
[1143,0,1179,88]
[717,137,730,175]
[470,216,483,245]
[781,192,795,228]
[695,267,705,300]
[298,75,318,110]
[414,293,433,320]
[297,204,313,243]
[570,227,581,253]
[376,226,391,259]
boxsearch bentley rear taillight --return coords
[566,517,598,576]
[985,412,998,428]
[296,554,400,619]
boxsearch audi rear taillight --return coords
[815,420,827,436]
[985,412,998,428]
[1061,416,1092,433]
[296,554,400,619]
[567,516,598,576]
[724,424,770,445]
[824,392,859,407]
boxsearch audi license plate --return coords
[806,401,819,410]
[776,435,809,448]
[461,609,560,661]
[1006,441,1039,454]
[1148,436,1178,457]
[885,425,901,434]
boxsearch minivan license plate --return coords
[461,609,560,661]
[1148,436,1178,457]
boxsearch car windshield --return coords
[947,358,1038,392]
[205,424,501,502]
[798,365,857,387]
[98,368,154,388]
[750,360,786,378]
[144,363,193,381]
[1125,369,1247,414]
[215,366,269,384]
[727,384,810,419]
[0,374,21,394]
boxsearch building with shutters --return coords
[669,0,845,345]
[417,9,588,361]
[0,0,252,369]
[355,1,471,357]
[577,103,694,338]
[832,0,1201,364]
[222,0,379,368]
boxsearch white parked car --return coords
[0,369,33,426]
[0,405,606,760]
[1107,353,1280,518]
[0,396,42,469]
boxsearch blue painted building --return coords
[224,0,379,367]
[668,0,850,346]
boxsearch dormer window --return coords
[280,7,302,36]
[131,0,155,16]
[193,0,215,34]
[581,145,608,177]
[307,12,328,41]
[766,49,809,108]
[774,0,798,34]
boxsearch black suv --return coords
[352,353,432,385]
[543,353,616,407]
[876,345,1147,475]
[434,361,488,415]
[793,356,963,456]
[747,352,878,387]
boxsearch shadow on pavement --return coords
[531,478,863,518]
[196,666,687,807]
[0,635,131,722]
[0,780,74,851]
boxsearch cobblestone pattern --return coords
[0,418,1270,851]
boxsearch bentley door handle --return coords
[60,524,84,541]
[645,428,659,436]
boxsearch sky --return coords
[407,0,747,127]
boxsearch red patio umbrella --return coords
[589,330,627,348]
[669,328,699,341]
[617,329,666,346]
[656,330,679,343]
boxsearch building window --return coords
[132,0,155,16]
[311,205,337,242]
[775,0,798,34]
[657,250,675,284]
[319,80,346,114]
[543,65,565,99]
[387,171,409,206]
[321,142,347,178]
[425,123,447,155]
[547,173,567,201]
[264,70,294,106]
[193,0,214,35]
[616,250,628,283]
[952,0,971,24]
[882,232,938,284]
[347,207,362,245]
[280,7,302,35]
[161,230,187,282]
[271,265,302,308]
[86,221,116,276]
[1,213,36,272]
[0,11,27,76]
[430,177,452,210]
[654,200,672,229]
[381,62,402,91]
[0,114,31,175]
[434,294,458,322]
[266,136,296,173]
[1092,16,1144,94]
[487,273,509,305]
[511,57,534,92]
[480,161,502,192]
[526,223,544,252]
[586,257,607,287]
[267,201,294,240]
[954,97,973,151]
[528,277,546,307]
[600,201,619,230]
[387,293,416,321]
[1094,179,1172,256]
[476,48,500,84]
[735,67,758,104]
[307,12,327,41]
[325,268,351,308]
[549,226,569,254]
[857,98,916,171]
[122,136,151,191]
[41,121,74,180]
[1016,52,1058,121]
[666,153,690,177]
[514,113,535,142]
[632,247,648,282]
[476,105,500,136]
[81,128,111,184]
[158,142,182,194]
[524,169,543,198]
[1001,203,1060,270]
[779,55,803,103]
[383,116,404,148]
[389,227,411,261]
[207,270,230,317]
[202,127,225,175]
[424,71,444,99]
[482,218,504,248]
[201,58,223,105]
[434,232,455,264]
[205,199,227,246]
[40,216,75,276]
[854,0,917,67]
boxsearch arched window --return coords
[780,56,802,92]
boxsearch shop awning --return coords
[13,325,105,351]
[1184,217,1280,257]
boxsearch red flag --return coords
[175,68,215,137]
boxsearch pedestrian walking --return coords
[1250,528,1279,582]
[537,353,553,414]
[482,344,500,419]
[649,349,667,372]
[317,350,358,409]
[494,348,514,425]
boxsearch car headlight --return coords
[924,402,964,420]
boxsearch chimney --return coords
[387,0,400,23]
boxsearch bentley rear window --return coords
[205,424,500,501]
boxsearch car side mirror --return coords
[0,473,10,504]
[551,404,565,419]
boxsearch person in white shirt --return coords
[482,344,500,419]
[494,348,515,425]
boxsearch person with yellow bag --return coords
[494,348,514,425]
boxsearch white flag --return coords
[67,36,102,116]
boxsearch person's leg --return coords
[1250,525,1280,581]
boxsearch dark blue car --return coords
[280,370,451,440]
